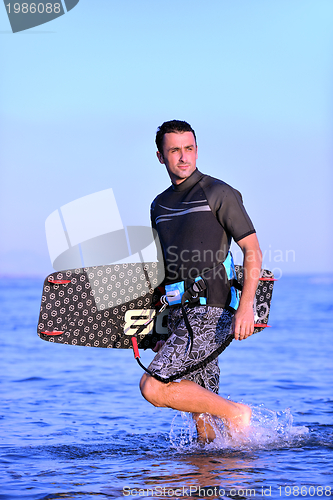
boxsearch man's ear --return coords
[156,151,165,164]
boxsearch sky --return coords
[0,0,332,277]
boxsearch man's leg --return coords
[142,306,249,440]
[192,413,217,443]
[139,373,251,434]
[186,355,223,442]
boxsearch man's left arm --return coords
[233,233,262,341]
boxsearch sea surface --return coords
[0,274,332,499]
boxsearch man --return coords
[140,120,262,441]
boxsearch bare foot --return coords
[193,403,252,443]
[227,402,252,434]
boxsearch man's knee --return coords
[139,373,168,408]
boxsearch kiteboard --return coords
[37,262,275,350]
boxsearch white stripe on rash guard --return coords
[155,205,211,224]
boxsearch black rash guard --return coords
[151,169,256,307]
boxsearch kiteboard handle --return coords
[41,331,64,336]
[48,279,72,284]
[131,336,140,359]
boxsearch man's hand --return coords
[234,233,262,341]
[232,304,254,341]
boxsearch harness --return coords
[130,252,242,383]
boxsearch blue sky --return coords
[0,0,332,276]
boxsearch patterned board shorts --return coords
[148,306,234,394]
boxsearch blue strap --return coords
[223,251,240,311]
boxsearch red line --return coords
[131,337,140,359]
[41,331,64,336]
[254,324,271,328]
[48,279,71,284]
[259,278,277,281]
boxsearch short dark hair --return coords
[155,120,197,155]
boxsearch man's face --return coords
[157,131,198,185]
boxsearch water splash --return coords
[169,412,198,450]
[169,404,309,452]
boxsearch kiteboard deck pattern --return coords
[37,262,275,349]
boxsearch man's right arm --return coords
[233,233,262,340]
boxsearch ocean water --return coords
[0,274,332,499]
